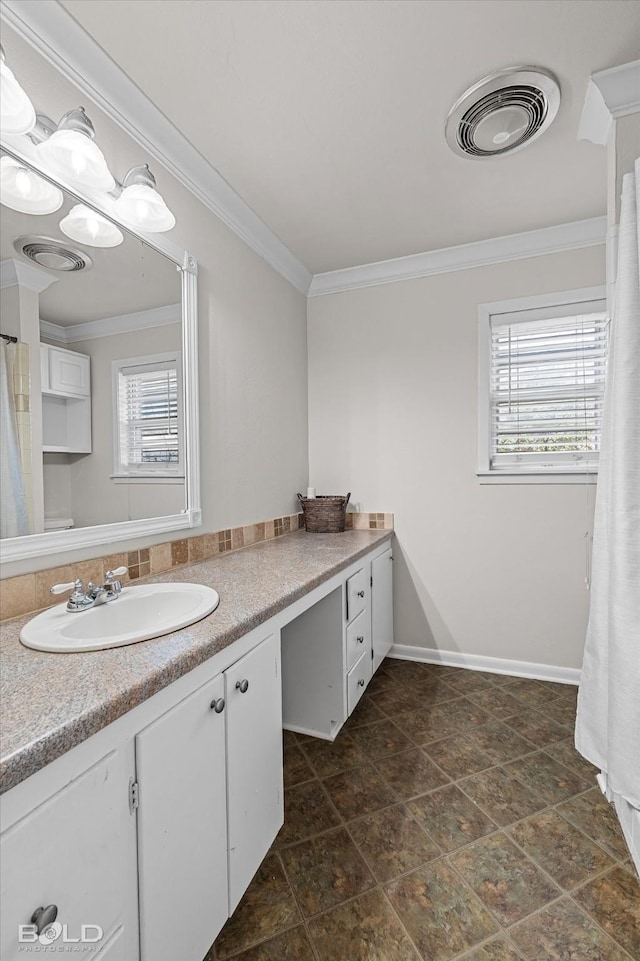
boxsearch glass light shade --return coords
[113,183,176,232]
[59,204,123,247]
[0,156,63,214]
[0,59,36,135]
[35,129,115,191]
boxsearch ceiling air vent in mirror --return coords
[445,66,560,158]
[14,235,92,271]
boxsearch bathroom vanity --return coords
[0,529,393,961]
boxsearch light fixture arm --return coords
[56,106,95,139]
[122,163,157,190]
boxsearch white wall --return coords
[308,246,605,670]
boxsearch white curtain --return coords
[0,341,30,538]
[575,158,640,809]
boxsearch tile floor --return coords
[207,659,639,961]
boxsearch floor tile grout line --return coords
[566,891,637,961]
[273,846,324,961]
[555,793,632,863]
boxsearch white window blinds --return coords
[489,308,608,471]
[114,355,182,475]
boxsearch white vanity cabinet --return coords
[0,744,138,961]
[135,631,282,961]
[0,538,391,961]
[281,541,394,738]
[40,343,92,454]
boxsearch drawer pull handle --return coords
[358,678,366,688]
[31,905,58,935]
[210,697,225,713]
[357,635,365,644]
[356,590,365,598]
[236,679,249,694]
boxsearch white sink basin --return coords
[20,583,220,653]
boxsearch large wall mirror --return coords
[0,138,200,564]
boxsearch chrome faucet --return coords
[50,567,128,612]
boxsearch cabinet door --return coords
[225,633,283,914]
[136,674,228,961]
[372,548,394,672]
[0,745,138,961]
[48,346,90,396]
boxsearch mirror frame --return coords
[0,140,201,564]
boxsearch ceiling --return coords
[39,1,640,274]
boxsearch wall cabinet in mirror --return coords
[41,344,92,454]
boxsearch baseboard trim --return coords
[388,644,580,685]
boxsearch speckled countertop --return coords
[0,529,392,795]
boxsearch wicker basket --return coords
[297,492,351,533]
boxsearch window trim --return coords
[477,286,607,485]
[111,351,184,481]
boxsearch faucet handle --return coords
[104,566,127,583]
[50,578,83,596]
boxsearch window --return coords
[112,352,183,480]
[477,288,608,482]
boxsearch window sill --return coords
[110,474,185,485]
[476,471,598,485]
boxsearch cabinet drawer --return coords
[347,650,371,715]
[346,610,368,672]
[346,568,367,622]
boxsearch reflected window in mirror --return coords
[113,351,183,482]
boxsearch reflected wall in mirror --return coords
[1,148,188,542]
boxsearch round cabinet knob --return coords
[236,679,249,694]
[31,905,58,934]
[357,590,365,598]
[210,697,225,713]
[358,678,365,688]
[357,635,365,644]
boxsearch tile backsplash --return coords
[0,511,393,621]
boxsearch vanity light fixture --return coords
[35,107,116,191]
[113,164,176,233]
[59,203,124,248]
[1,53,176,231]
[0,155,63,214]
[0,45,36,135]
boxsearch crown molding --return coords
[0,257,58,293]
[40,303,182,345]
[0,0,312,295]
[579,60,640,145]
[308,217,607,297]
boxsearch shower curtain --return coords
[575,158,640,816]
[0,340,30,538]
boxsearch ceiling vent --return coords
[14,235,93,272]
[445,66,560,159]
